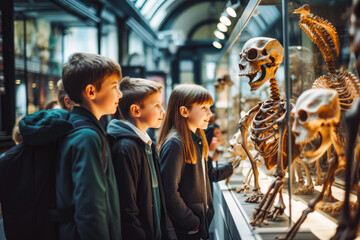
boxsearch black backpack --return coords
[0,111,107,240]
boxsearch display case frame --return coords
[213,0,358,239]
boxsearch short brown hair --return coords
[62,53,121,103]
[118,77,162,120]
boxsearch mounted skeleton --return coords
[235,37,305,225]
[284,4,360,240]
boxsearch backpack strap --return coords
[72,120,108,172]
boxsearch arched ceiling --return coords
[129,0,226,41]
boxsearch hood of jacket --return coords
[107,119,143,142]
[19,109,74,146]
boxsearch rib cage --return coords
[250,99,287,170]
[313,71,360,111]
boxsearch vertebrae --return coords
[295,4,360,111]
[295,4,340,74]
[270,78,280,101]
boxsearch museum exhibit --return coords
[1,0,360,239]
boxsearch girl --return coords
[157,84,214,240]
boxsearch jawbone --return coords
[301,128,332,163]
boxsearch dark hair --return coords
[118,76,163,120]
[62,53,122,103]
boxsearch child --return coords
[157,84,215,240]
[57,79,76,111]
[107,77,177,240]
[58,53,122,240]
[205,114,233,183]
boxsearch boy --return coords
[107,77,177,240]
[58,53,122,240]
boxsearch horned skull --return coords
[238,37,284,91]
[292,89,340,162]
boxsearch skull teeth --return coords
[239,70,259,77]
[297,130,320,145]
[298,131,322,156]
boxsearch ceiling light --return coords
[214,30,225,40]
[217,23,228,32]
[226,2,241,18]
[220,15,231,26]
[226,7,236,17]
[213,41,222,49]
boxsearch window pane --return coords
[64,27,98,61]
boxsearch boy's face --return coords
[138,91,164,129]
[95,74,122,115]
[186,103,213,131]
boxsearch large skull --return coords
[238,37,284,91]
[292,89,340,162]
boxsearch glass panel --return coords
[0,9,3,132]
[140,0,158,17]
[128,30,145,66]
[135,0,146,9]
[286,1,355,239]
[179,60,194,84]
[216,0,358,239]
[63,27,98,61]
[101,24,118,62]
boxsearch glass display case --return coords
[213,0,358,239]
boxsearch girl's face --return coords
[185,103,213,132]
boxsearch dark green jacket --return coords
[56,107,121,240]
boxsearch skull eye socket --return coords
[247,49,258,60]
[298,109,308,122]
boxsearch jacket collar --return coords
[71,106,106,135]
[191,130,203,148]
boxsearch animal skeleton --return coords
[225,131,262,194]
[236,37,303,225]
[283,4,360,239]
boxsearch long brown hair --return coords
[157,84,213,164]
